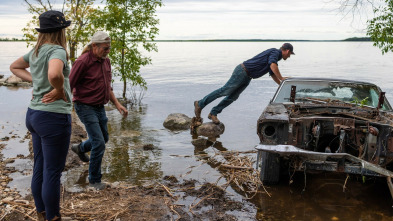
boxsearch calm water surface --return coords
[1,41,393,220]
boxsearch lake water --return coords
[1,41,393,220]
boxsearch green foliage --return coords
[367,0,393,54]
[65,0,97,63]
[22,0,97,63]
[351,97,369,107]
[93,0,162,98]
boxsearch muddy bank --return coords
[0,112,174,221]
[0,111,255,221]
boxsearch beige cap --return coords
[89,31,110,45]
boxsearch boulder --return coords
[196,122,225,138]
[163,113,192,130]
[6,74,23,85]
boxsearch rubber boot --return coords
[208,113,220,124]
[194,101,202,118]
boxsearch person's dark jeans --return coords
[74,102,108,184]
[198,64,252,116]
[26,108,71,221]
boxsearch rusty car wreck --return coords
[255,78,393,197]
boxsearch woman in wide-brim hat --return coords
[10,10,72,221]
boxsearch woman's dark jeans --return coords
[26,108,71,220]
[74,102,108,184]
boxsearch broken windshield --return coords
[273,80,392,111]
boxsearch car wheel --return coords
[260,151,280,184]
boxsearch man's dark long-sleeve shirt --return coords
[69,51,112,105]
[242,48,282,79]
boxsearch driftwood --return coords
[220,164,253,170]
[160,183,175,198]
[195,150,271,198]
[1,200,34,208]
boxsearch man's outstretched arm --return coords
[109,90,128,117]
[270,73,281,85]
[270,63,285,81]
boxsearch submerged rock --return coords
[196,122,225,138]
[163,113,192,130]
[17,82,32,87]
[142,144,156,150]
[119,130,141,138]
[191,137,214,148]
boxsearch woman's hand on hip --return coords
[41,88,67,104]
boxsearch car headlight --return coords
[263,125,276,137]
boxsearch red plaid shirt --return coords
[70,51,112,105]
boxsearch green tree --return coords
[367,0,393,54]
[23,0,96,63]
[94,0,162,99]
[336,0,393,54]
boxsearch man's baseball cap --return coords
[282,43,295,55]
[89,31,111,45]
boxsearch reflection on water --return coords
[0,87,31,159]
[252,173,393,220]
[103,104,163,185]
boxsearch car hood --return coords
[261,104,289,121]
[283,102,393,125]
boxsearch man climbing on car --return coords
[194,43,294,124]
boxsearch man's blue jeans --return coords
[26,108,71,220]
[74,103,109,184]
[198,64,252,116]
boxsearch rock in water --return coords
[6,74,23,85]
[196,122,225,138]
[163,113,192,130]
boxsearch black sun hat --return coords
[35,10,71,33]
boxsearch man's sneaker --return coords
[208,113,220,124]
[71,143,90,162]
[194,101,202,118]
[89,182,107,190]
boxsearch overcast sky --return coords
[0,0,374,40]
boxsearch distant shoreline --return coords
[0,37,371,42]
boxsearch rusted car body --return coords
[255,78,393,197]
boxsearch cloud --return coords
[156,0,371,40]
[0,1,28,15]
[0,0,373,40]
